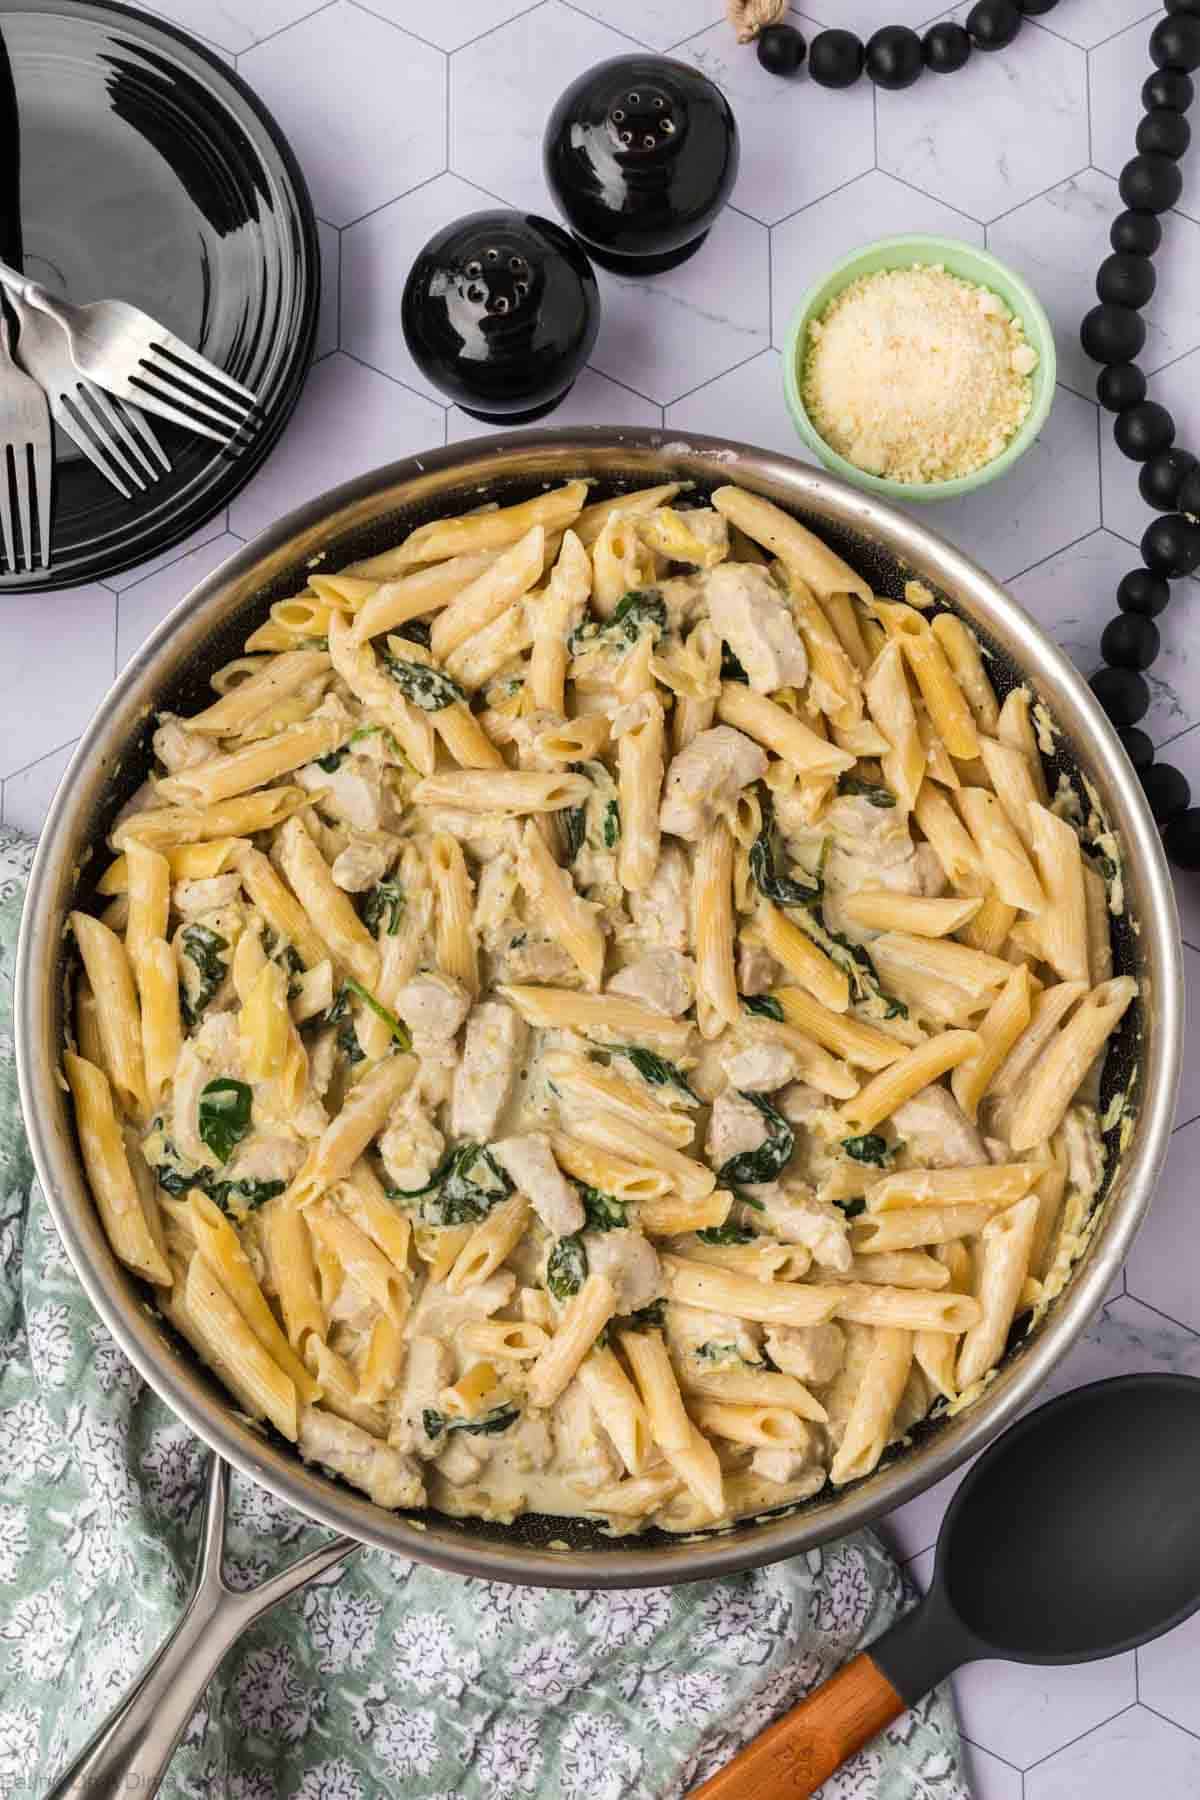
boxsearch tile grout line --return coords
[1021,1701,1141,1773]
[240,0,339,58]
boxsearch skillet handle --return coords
[45,1457,359,1800]
[689,1653,906,1799]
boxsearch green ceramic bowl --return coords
[783,234,1057,504]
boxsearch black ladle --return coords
[694,1375,1200,1798]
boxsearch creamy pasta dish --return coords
[65,476,1134,1534]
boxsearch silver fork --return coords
[0,257,258,444]
[5,287,171,501]
[0,306,52,573]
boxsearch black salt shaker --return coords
[401,209,600,423]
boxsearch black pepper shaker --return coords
[401,210,600,423]
[544,55,739,275]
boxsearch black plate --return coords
[0,0,319,592]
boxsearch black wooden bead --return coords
[1119,726,1156,770]
[1142,69,1195,111]
[1179,467,1200,518]
[1114,401,1175,461]
[866,25,923,87]
[1092,666,1151,726]
[1096,252,1156,309]
[1097,363,1148,411]
[1017,0,1058,11]
[1102,612,1161,670]
[1140,449,1199,512]
[1110,210,1162,257]
[1142,513,1200,577]
[967,0,1022,49]
[1150,14,1200,71]
[1119,568,1171,617]
[1081,304,1147,366]
[923,21,971,69]
[1166,0,1200,13]
[1165,808,1200,871]
[1120,152,1184,213]
[757,23,806,74]
[1142,762,1192,823]
[1137,109,1192,159]
[809,29,865,86]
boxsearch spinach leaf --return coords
[207,1178,286,1219]
[720,642,749,685]
[735,1187,765,1213]
[179,924,228,1027]
[546,1233,587,1302]
[197,1078,253,1165]
[788,904,909,1022]
[602,796,620,849]
[315,744,350,773]
[343,976,413,1053]
[748,803,822,909]
[575,1183,630,1232]
[380,652,467,712]
[741,993,784,1022]
[263,931,305,998]
[620,1299,666,1331]
[566,759,620,856]
[609,588,667,646]
[394,618,432,649]
[841,1133,893,1168]
[390,1142,513,1227]
[696,1342,754,1366]
[337,1014,366,1065]
[834,1196,866,1220]
[561,794,588,862]
[361,879,405,937]
[696,1219,756,1245]
[325,986,351,1024]
[615,1045,698,1105]
[422,1404,520,1442]
[837,775,896,808]
[716,1092,794,1187]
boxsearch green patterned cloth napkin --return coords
[0,826,968,1799]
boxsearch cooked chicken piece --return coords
[474,852,520,948]
[665,1301,763,1367]
[737,939,781,997]
[892,1083,988,1168]
[1062,1105,1104,1198]
[815,795,925,944]
[306,1027,339,1100]
[507,1410,554,1474]
[379,1097,444,1194]
[299,1406,424,1508]
[422,808,523,861]
[450,1002,528,1140]
[608,949,696,1017]
[765,1322,846,1387]
[628,844,691,953]
[297,752,397,834]
[581,1229,662,1313]
[224,1133,307,1190]
[705,1087,769,1169]
[410,1273,516,1344]
[660,725,768,843]
[496,930,581,988]
[395,972,471,1043]
[331,837,394,893]
[755,1183,852,1272]
[492,1133,583,1237]
[170,1012,244,1169]
[777,1082,834,1129]
[552,1379,621,1494]
[153,715,220,773]
[704,562,809,694]
[721,1039,803,1093]
[659,574,705,630]
[436,1437,488,1487]
[172,874,242,917]
[751,1432,821,1485]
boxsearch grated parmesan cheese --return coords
[802,263,1037,485]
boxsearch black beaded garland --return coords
[1114,400,1176,460]
[1150,12,1200,69]
[923,21,971,70]
[1092,666,1151,727]
[1097,362,1148,411]
[866,24,923,87]
[1165,811,1200,871]
[1119,568,1172,617]
[1139,448,1199,510]
[1081,304,1147,365]
[1166,0,1200,13]
[1142,69,1195,110]
[1119,151,1184,211]
[1102,613,1161,669]
[1142,513,1200,577]
[1137,108,1192,156]
[1110,210,1162,256]
[1119,727,1156,771]
[757,23,806,74]
[966,0,1022,48]
[1178,466,1200,517]
[1141,762,1192,822]
[809,29,865,86]
[1096,251,1157,308]
[1017,0,1058,11]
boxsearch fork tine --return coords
[148,336,258,408]
[0,448,16,572]
[11,442,33,573]
[129,369,241,442]
[54,396,135,501]
[33,435,52,569]
[72,387,149,493]
[118,397,172,477]
[83,382,165,485]
[141,352,251,427]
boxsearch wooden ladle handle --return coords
[690,1653,905,1798]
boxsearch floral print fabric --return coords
[0,828,968,1798]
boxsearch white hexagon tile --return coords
[5,1,1200,1789]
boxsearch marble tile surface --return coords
[3,2,1200,1788]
